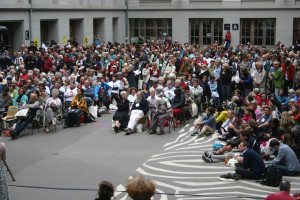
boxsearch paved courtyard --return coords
[3,113,300,200]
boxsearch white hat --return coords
[97,73,103,78]
[289,89,295,93]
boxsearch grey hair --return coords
[149,88,156,93]
[52,89,60,95]
[120,91,127,96]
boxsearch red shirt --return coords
[265,192,296,200]
[282,64,296,81]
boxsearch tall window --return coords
[190,19,223,45]
[129,18,172,43]
[240,19,276,45]
[294,18,300,44]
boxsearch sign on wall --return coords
[224,24,230,30]
[63,35,66,45]
[34,39,38,48]
[85,36,88,46]
[232,24,239,30]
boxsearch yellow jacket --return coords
[214,111,228,124]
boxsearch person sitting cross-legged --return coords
[219,141,265,181]
[190,107,216,138]
[125,91,149,135]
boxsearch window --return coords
[240,19,276,45]
[129,18,172,43]
[190,19,223,45]
[293,18,300,44]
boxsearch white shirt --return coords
[65,87,77,102]
[108,80,120,94]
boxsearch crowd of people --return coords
[0,36,300,199]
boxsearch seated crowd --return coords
[0,37,299,198]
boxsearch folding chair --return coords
[2,106,18,131]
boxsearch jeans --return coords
[65,109,82,126]
[85,97,93,107]
[235,167,261,179]
[95,97,110,109]
[275,164,300,176]
[222,84,231,102]
[15,114,35,135]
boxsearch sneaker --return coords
[204,150,210,158]
[202,155,213,163]
[218,135,226,141]
[9,130,16,140]
[190,131,198,136]
[157,131,165,135]
[113,126,119,133]
[219,173,240,181]
[197,132,204,138]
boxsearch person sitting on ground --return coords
[95,181,114,200]
[190,107,216,138]
[148,86,172,135]
[126,175,156,200]
[257,106,273,141]
[214,106,228,130]
[266,139,300,176]
[234,140,265,180]
[44,89,62,133]
[64,88,88,128]
[219,112,246,141]
[112,91,130,133]
[202,124,249,163]
[265,180,297,200]
[125,91,149,135]
[9,93,40,139]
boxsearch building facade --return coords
[0,0,300,51]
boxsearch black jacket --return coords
[132,99,149,114]
[117,99,130,112]
[172,94,185,109]
[220,68,232,85]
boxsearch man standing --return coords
[270,61,283,95]
[252,62,266,93]
[282,60,296,96]
[126,91,149,135]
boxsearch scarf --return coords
[71,95,88,114]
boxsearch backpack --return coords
[80,113,96,123]
[261,165,283,187]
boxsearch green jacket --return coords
[273,67,283,88]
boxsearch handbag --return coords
[15,108,30,119]
[191,101,198,117]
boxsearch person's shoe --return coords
[73,124,80,127]
[157,131,165,135]
[9,129,16,140]
[219,172,240,181]
[204,150,210,158]
[149,130,157,134]
[218,135,226,141]
[45,128,50,133]
[190,131,198,136]
[125,131,131,135]
[63,124,68,129]
[113,126,119,133]
[197,132,204,138]
[202,155,213,163]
